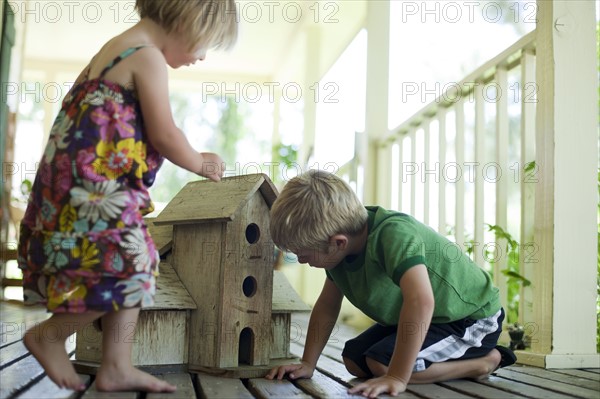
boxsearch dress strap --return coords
[98,46,148,78]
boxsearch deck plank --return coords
[440,379,524,398]
[1,302,599,399]
[552,368,600,381]
[495,367,600,399]
[15,374,91,399]
[145,373,196,399]
[80,382,138,399]
[293,369,353,398]
[247,378,311,398]
[0,340,28,368]
[508,365,600,391]
[0,354,46,398]
[196,372,254,398]
[480,374,580,398]
[406,383,474,398]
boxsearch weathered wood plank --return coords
[495,367,600,399]
[146,373,195,399]
[505,365,600,392]
[406,383,473,399]
[582,368,600,374]
[247,378,310,399]
[552,368,600,381]
[15,374,91,399]
[0,340,75,398]
[0,353,46,398]
[0,340,28,368]
[1,305,50,347]
[196,372,254,398]
[294,369,352,397]
[440,379,523,399]
[80,382,138,399]
[479,374,575,399]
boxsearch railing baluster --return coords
[474,83,486,266]
[454,99,465,247]
[520,49,536,326]
[495,66,509,308]
[438,110,447,236]
[423,120,431,226]
[410,128,417,217]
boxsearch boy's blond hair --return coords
[270,170,368,253]
[135,0,238,50]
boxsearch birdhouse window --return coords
[245,223,260,244]
[242,276,257,297]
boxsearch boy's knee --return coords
[365,357,387,377]
[342,356,370,378]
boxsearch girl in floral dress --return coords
[17,0,238,392]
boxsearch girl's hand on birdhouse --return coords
[198,152,224,182]
[265,361,314,380]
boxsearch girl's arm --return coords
[266,278,344,380]
[133,47,222,181]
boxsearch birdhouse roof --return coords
[272,271,311,313]
[145,262,197,310]
[153,173,278,226]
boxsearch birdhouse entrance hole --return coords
[238,327,254,365]
[245,223,260,244]
[242,276,257,297]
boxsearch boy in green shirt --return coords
[265,170,516,398]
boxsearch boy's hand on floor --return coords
[265,361,314,380]
[348,375,407,398]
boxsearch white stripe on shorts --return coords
[413,309,501,372]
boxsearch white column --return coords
[527,0,599,368]
[363,1,390,205]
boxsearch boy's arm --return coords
[349,264,434,397]
[387,264,434,381]
[266,278,343,380]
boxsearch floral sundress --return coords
[18,46,164,313]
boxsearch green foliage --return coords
[271,142,298,183]
[215,96,246,164]
[485,224,531,325]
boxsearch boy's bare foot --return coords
[24,329,86,391]
[95,364,176,392]
[474,348,502,380]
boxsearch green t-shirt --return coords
[326,206,501,325]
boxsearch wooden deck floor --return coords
[1,301,598,399]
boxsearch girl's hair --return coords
[135,0,238,50]
[270,170,368,253]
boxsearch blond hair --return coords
[270,170,368,253]
[136,0,238,50]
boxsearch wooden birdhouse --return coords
[74,262,196,369]
[153,173,278,372]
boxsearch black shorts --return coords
[341,309,504,376]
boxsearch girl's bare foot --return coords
[24,328,86,391]
[95,364,176,392]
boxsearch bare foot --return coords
[474,348,502,380]
[95,364,176,392]
[24,328,86,391]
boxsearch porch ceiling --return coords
[19,0,363,83]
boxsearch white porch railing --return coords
[340,30,538,328]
